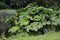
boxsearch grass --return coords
[5,32,60,40]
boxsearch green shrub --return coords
[6,3,60,35]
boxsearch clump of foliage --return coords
[6,3,60,35]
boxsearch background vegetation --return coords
[0,0,60,40]
[0,0,60,9]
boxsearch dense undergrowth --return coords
[0,3,60,40]
[6,3,60,35]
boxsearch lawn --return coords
[6,32,60,40]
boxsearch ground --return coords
[3,32,60,40]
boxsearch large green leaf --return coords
[19,15,29,26]
[26,22,43,32]
[9,26,19,33]
[33,15,41,21]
